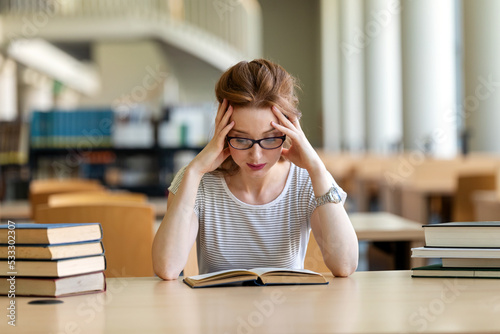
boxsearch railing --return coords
[0,0,262,59]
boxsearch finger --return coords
[271,105,296,129]
[271,120,297,139]
[216,120,235,145]
[215,105,233,133]
[215,106,233,134]
[215,98,229,125]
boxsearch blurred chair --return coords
[35,202,155,277]
[473,191,500,221]
[183,243,199,277]
[47,191,147,207]
[304,233,331,274]
[29,178,105,219]
[452,173,496,222]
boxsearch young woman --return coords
[152,59,358,279]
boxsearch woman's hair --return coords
[214,59,301,175]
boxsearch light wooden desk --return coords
[350,212,423,241]
[2,271,499,333]
[350,212,425,269]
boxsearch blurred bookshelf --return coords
[24,107,209,198]
[0,121,30,201]
[0,107,210,200]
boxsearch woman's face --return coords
[227,106,285,177]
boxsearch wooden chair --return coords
[29,178,105,219]
[452,173,496,221]
[47,191,147,207]
[473,191,500,221]
[183,243,199,277]
[304,233,331,274]
[35,202,155,277]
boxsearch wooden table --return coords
[350,212,424,241]
[305,212,425,272]
[2,271,499,333]
[350,212,425,269]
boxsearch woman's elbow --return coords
[330,260,358,277]
[154,265,181,281]
[152,255,182,280]
[156,271,180,281]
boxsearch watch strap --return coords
[315,185,342,206]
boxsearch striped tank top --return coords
[168,163,346,274]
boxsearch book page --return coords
[250,268,321,277]
[187,269,255,281]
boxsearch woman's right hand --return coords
[187,99,234,176]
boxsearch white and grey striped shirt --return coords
[168,163,346,274]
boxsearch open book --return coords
[183,268,328,288]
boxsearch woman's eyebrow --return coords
[231,128,278,135]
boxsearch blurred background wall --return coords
[1,0,500,200]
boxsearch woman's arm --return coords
[308,164,358,277]
[152,100,235,280]
[152,170,202,280]
[270,106,358,276]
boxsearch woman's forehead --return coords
[229,106,279,132]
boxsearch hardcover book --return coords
[411,263,500,278]
[0,255,106,277]
[183,268,328,288]
[411,246,500,258]
[0,223,102,245]
[0,241,104,260]
[442,258,500,268]
[0,272,106,297]
[422,221,500,247]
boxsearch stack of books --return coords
[411,221,500,278]
[0,223,107,297]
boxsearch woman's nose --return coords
[249,144,263,158]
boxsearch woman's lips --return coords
[247,163,266,171]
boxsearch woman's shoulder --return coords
[168,166,224,194]
[289,163,311,181]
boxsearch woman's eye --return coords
[235,138,249,144]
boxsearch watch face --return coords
[316,186,341,205]
[331,187,341,203]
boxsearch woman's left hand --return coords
[270,106,322,173]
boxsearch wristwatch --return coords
[315,185,342,206]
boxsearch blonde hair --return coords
[215,59,301,175]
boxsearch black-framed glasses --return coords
[227,135,286,150]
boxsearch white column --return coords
[363,0,402,154]
[0,58,17,121]
[320,0,341,151]
[339,0,365,152]
[401,0,458,157]
[463,0,500,153]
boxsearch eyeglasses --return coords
[226,135,286,150]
